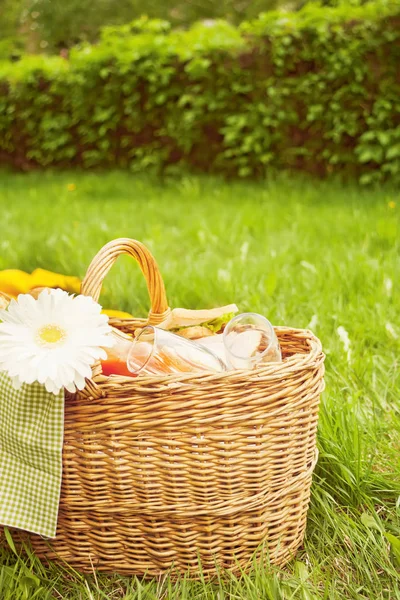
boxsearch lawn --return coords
[0,170,399,599]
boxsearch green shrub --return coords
[11,0,281,53]
[0,2,400,183]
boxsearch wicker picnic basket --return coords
[6,239,325,576]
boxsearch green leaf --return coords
[360,131,376,142]
[386,144,400,160]
[295,561,309,582]
[384,532,400,564]
[3,528,41,591]
[360,512,381,531]
[377,131,391,146]
[357,145,384,163]
[0,565,15,588]
[3,527,18,556]
[20,575,40,600]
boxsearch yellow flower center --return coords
[36,324,66,346]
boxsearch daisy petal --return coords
[0,288,110,393]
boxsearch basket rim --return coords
[84,326,324,397]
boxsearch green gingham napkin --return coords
[0,372,64,538]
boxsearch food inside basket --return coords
[101,326,227,377]
[159,304,238,339]
[100,310,282,377]
[101,358,135,377]
[128,344,202,374]
[100,330,136,377]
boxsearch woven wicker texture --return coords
[1,239,325,576]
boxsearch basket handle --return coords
[80,238,170,325]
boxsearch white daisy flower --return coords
[0,289,114,394]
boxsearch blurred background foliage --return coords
[0,0,370,57]
[1,0,398,183]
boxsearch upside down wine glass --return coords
[222,312,282,370]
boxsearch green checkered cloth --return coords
[0,372,64,538]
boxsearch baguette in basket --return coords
[158,304,238,339]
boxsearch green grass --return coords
[0,170,399,599]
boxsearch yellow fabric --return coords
[0,269,80,297]
[102,309,134,319]
[0,269,133,319]
[30,269,81,295]
[0,270,33,296]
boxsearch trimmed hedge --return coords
[1,2,400,183]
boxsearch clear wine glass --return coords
[127,326,226,375]
[223,312,282,370]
